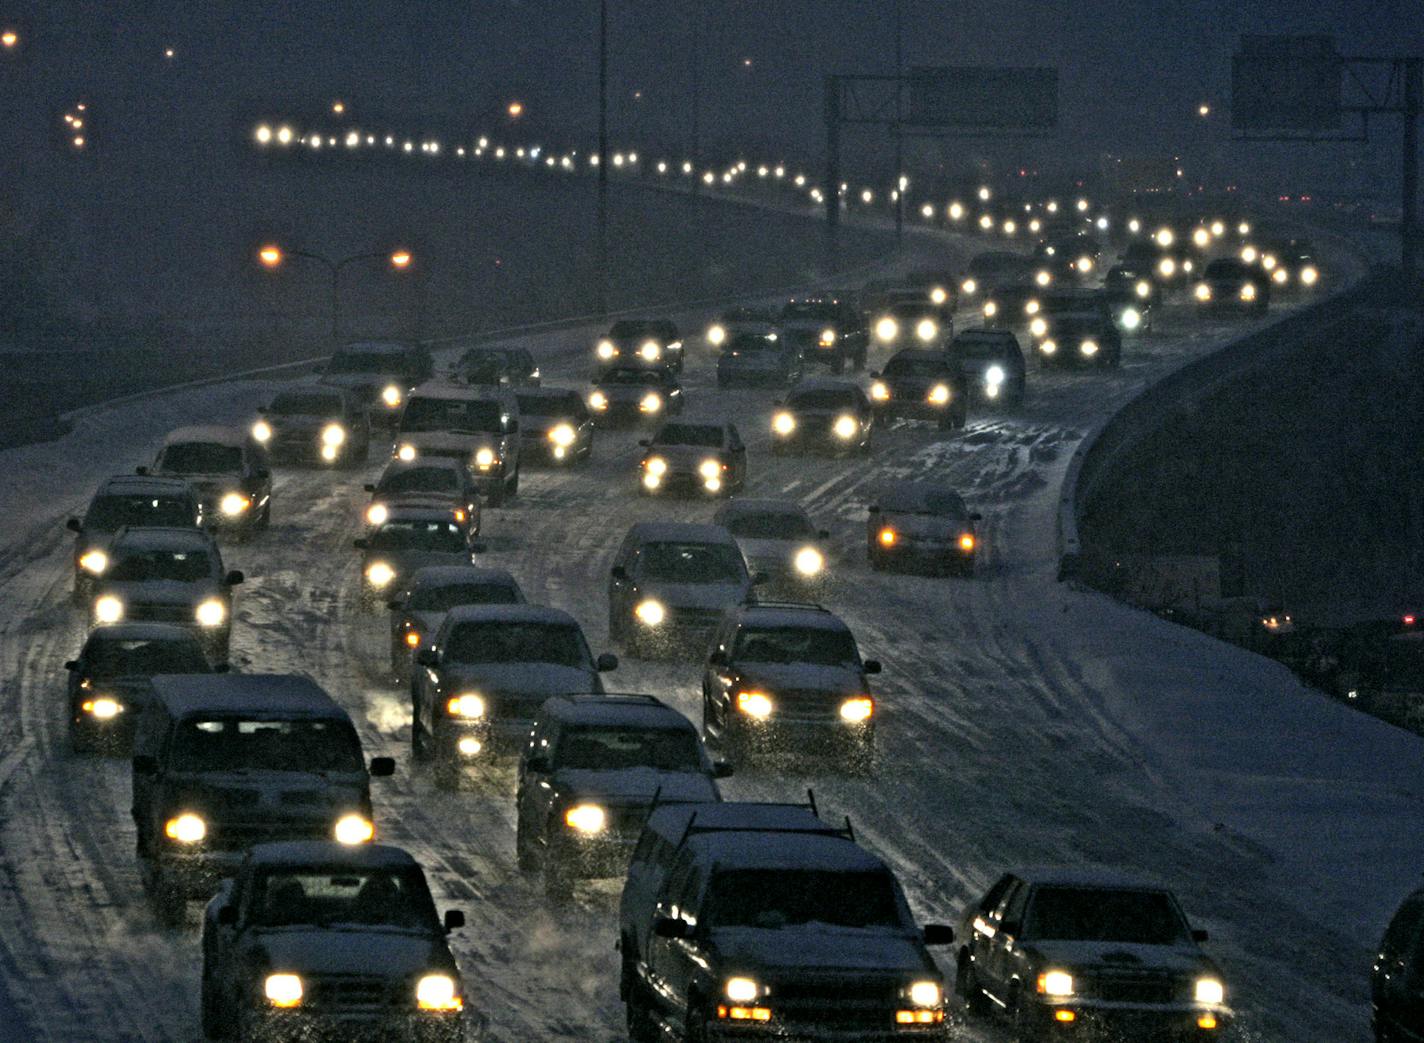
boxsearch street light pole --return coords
[893,0,904,246]
[597,0,610,316]
[259,247,412,344]
[690,4,702,200]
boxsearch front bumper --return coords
[548,830,641,878]
[246,1008,468,1043]
[725,715,874,754]
[702,1014,946,1042]
[641,470,727,497]
[872,399,954,422]
[875,538,974,571]
[1024,999,1230,1039]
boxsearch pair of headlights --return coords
[771,413,859,440]
[733,690,873,723]
[93,596,225,627]
[164,812,373,847]
[264,972,460,1011]
[723,976,937,1006]
[1036,970,1224,1005]
[251,422,344,447]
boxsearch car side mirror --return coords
[867,505,881,514]
[596,652,619,672]
[653,915,691,939]
[471,541,488,554]
[135,466,150,476]
[444,909,466,932]
[818,529,831,540]
[225,570,244,586]
[369,756,396,777]
[922,924,955,946]
[66,517,82,533]
[214,662,232,674]
[863,660,882,675]
[637,439,651,448]
[416,649,440,668]
[712,760,734,779]
[525,755,551,775]
[970,512,983,522]
[387,600,404,611]
[64,659,80,671]
[132,754,158,776]
[363,483,376,493]
[999,920,1021,937]
[707,650,728,667]
[253,468,271,481]
[610,565,629,581]
[217,905,239,927]
[1191,928,1209,943]
[750,573,769,587]
[353,538,368,550]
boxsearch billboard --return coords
[907,66,1058,131]
[1232,35,1343,133]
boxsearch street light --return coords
[332,100,346,115]
[1198,102,1211,118]
[1,30,18,50]
[507,100,524,119]
[257,245,414,341]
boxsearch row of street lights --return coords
[257,245,413,342]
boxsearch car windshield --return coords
[734,625,858,666]
[444,621,589,667]
[327,351,399,374]
[705,869,902,929]
[601,369,665,386]
[552,724,703,772]
[400,397,502,433]
[84,494,193,531]
[1206,261,1248,279]
[639,542,746,583]
[878,486,967,518]
[723,511,814,540]
[779,302,837,321]
[86,637,209,677]
[409,582,520,611]
[1025,886,1190,945]
[788,389,858,410]
[883,356,947,378]
[654,424,724,448]
[169,718,364,773]
[269,393,341,416]
[378,467,460,496]
[157,443,243,475]
[953,335,1012,360]
[108,549,211,583]
[248,866,438,930]
[369,521,466,553]
[517,393,585,417]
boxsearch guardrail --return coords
[1057,269,1387,583]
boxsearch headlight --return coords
[195,599,226,627]
[699,459,722,480]
[639,340,661,361]
[1025,299,1041,316]
[927,384,950,405]
[794,546,824,576]
[819,327,837,346]
[929,286,947,305]
[416,974,463,1012]
[474,447,497,469]
[772,411,796,436]
[908,981,941,1007]
[251,420,272,443]
[961,278,977,295]
[1272,267,1288,284]
[1158,257,1177,278]
[220,492,250,516]
[736,691,774,719]
[83,697,123,719]
[589,391,608,411]
[1195,283,1212,301]
[725,977,761,1003]
[366,561,396,588]
[564,804,607,833]
[707,324,727,346]
[1240,283,1257,301]
[549,423,577,447]
[321,423,345,447]
[1080,340,1099,357]
[1030,317,1048,338]
[644,456,668,476]
[596,340,618,360]
[1241,245,1258,264]
[870,381,889,402]
[1037,971,1074,997]
[1040,339,1057,355]
[639,393,662,413]
[1135,279,1152,298]
[405,630,421,648]
[365,502,388,526]
[1076,256,1093,273]
[635,599,665,626]
[397,443,417,461]
[382,385,402,408]
[333,814,375,845]
[446,693,486,718]
[878,527,897,546]
[94,595,124,624]
[1261,253,1277,271]
[1300,265,1318,285]
[164,813,207,844]
[840,697,874,723]
[915,319,938,342]
[982,301,998,318]
[1120,307,1141,330]
[832,415,859,440]
[875,316,899,342]
[1035,269,1052,286]
[985,365,1006,385]
[1195,978,1225,1005]
[79,549,108,575]
[264,973,303,1008]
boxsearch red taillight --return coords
[1405,614,1417,626]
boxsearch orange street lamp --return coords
[256,245,413,340]
[507,101,524,119]
[390,249,412,269]
[332,100,346,115]
[258,245,284,268]
[1,30,18,49]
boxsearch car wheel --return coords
[956,956,991,1018]
[150,866,186,928]
[1011,991,1043,1043]
[544,857,573,902]
[432,751,461,791]
[201,970,228,1040]
[831,356,846,376]
[685,1001,711,1043]
[515,823,538,874]
[507,470,520,498]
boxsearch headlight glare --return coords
[772,412,796,436]
[474,447,497,468]
[985,365,1006,385]
[589,391,608,411]
[165,813,207,844]
[707,324,727,345]
[564,804,607,833]
[251,420,272,443]
[596,340,617,360]
[446,694,486,718]
[645,456,668,476]
[639,393,662,413]
[416,974,462,1011]
[875,317,899,343]
[639,340,660,361]
[265,973,303,1008]
[927,384,950,405]
[1038,971,1074,996]
[840,697,874,723]
[334,814,375,845]
[381,385,402,408]
[396,443,417,461]
[321,423,345,447]
[366,561,396,588]
[794,546,824,576]
[635,599,666,626]
[915,319,938,342]
[195,599,226,627]
[220,493,250,516]
[736,691,774,719]
[725,977,760,1003]
[833,415,859,440]
[94,595,124,623]
[549,423,576,447]
[1195,978,1225,1005]
[365,503,388,526]
[870,381,889,401]
[908,981,941,1007]
[79,549,109,575]
[699,458,722,480]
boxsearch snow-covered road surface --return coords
[0,232,1416,1043]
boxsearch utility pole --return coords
[893,0,904,246]
[690,4,703,200]
[597,0,610,315]
[1403,58,1420,292]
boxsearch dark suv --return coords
[515,694,729,898]
[869,350,968,431]
[955,868,1232,1041]
[1373,884,1424,1042]
[777,297,868,373]
[251,387,371,468]
[701,602,881,764]
[618,802,955,1042]
[67,474,202,600]
[638,421,748,498]
[319,340,434,428]
[150,426,272,537]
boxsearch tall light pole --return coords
[893,0,904,246]
[690,4,703,200]
[258,245,413,343]
[597,0,610,315]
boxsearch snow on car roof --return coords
[339,340,418,355]
[643,802,845,847]
[161,425,248,448]
[111,526,213,551]
[715,498,809,520]
[407,565,517,589]
[148,674,348,720]
[695,831,883,873]
[541,694,695,729]
[733,604,847,631]
[408,381,510,402]
[246,842,418,870]
[627,521,739,546]
[1013,866,1172,892]
[442,603,580,627]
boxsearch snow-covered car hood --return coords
[160,474,242,499]
[644,445,726,469]
[404,431,500,451]
[1023,939,1215,979]
[734,662,865,697]
[553,767,719,807]
[167,770,367,816]
[710,925,934,976]
[640,579,748,612]
[253,927,449,979]
[364,550,471,576]
[320,372,401,393]
[441,662,600,701]
[880,511,966,541]
[98,578,222,607]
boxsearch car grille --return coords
[305,976,397,1009]
[206,819,332,851]
[769,689,843,722]
[667,607,723,632]
[126,602,193,624]
[1088,972,1179,1004]
[769,980,901,1028]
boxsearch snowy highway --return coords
[1,225,1421,1043]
